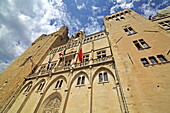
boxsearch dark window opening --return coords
[149,56,158,64]
[55,81,60,88]
[81,76,85,84]
[77,77,81,85]
[59,80,63,88]
[133,41,143,50]
[157,55,167,63]
[139,39,149,49]
[141,58,149,66]
[104,72,108,81]
[99,73,103,82]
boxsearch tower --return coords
[0,9,170,113]
[104,9,170,112]
[0,26,69,112]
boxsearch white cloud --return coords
[0,0,81,72]
[81,16,103,35]
[92,6,102,15]
[77,3,86,10]
[109,0,134,14]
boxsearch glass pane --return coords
[104,72,108,81]
[81,76,85,84]
[59,80,63,88]
[134,43,143,50]
[124,28,130,35]
[99,73,103,82]
[77,77,81,85]
[129,27,135,34]
[142,43,149,48]
[157,55,167,62]
[149,57,158,64]
[141,58,149,66]
[55,81,60,88]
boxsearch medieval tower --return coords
[0,9,170,113]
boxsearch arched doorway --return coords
[43,97,61,113]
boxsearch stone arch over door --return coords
[39,92,62,113]
[92,67,122,113]
[7,81,33,113]
[64,71,90,113]
[36,75,67,113]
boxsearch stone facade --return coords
[0,9,170,113]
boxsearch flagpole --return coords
[74,32,84,64]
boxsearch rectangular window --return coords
[97,50,106,62]
[141,58,149,66]
[123,26,136,36]
[83,54,89,62]
[157,55,167,63]
[149,56,158,64]
[133,39,150,50]
[65,60,71,66]
[159,21,170,30]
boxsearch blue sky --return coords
[0,0,169,72]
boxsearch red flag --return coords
[59,52,64,56]
[78,48,83,62]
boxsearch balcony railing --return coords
[93,55,112,64]
[27,55,113,78]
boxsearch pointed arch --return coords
[34,75,67,113]
[38,92,62,113]
[20,81,33,93]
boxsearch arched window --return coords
[94,36,97,40]
[120,17,125,20]
[84,39,87,43]
[101,34,104,38]
[90,37,93,41]
[116,18,120,22]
